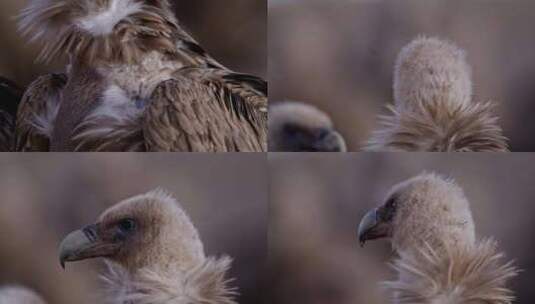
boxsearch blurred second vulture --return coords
[268,101,346,152]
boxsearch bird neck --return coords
[386,239,517,304]
[365,98,509,152]
[64,16,225,72]
[103,256,237,304]
[137,247,207,276]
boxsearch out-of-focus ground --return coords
[0,0,266,86]
[268,153,535,303]
[0,154,267,304]
[269,0,535,151]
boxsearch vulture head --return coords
[18,0,179,63]
[358,173,475,254]
[0,285,47,304]
[365,36,508,152]
[358,174,518,304]
[269,101,347,152]
[59,189,204,272]
[394,36,473,112]
[58,189,236,304]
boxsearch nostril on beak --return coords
[82,224,98,242]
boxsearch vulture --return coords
[0,77,23,151]
[365,37,508,152]
[358,173,518,304]
[0,285,47,304]
[59,189,236,304]
[16,0,267,152]
[268,101,346,152]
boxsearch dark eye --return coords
[316,128,330,139]
[381,197,398,221]
[386,197,397,209]
[118,219,136,233]
[283,124,302,137]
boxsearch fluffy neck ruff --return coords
[101,257,237,304]
[365,99,508,152]
[384,239,518,304]
[18,0,187,65]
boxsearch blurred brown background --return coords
[269,0,535,151]
[269,153,535,303]
[0,154,267,304]
[0,0,266,86]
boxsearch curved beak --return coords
[357,208,390,247]
[59,224,118,269]
[315,130,347,152]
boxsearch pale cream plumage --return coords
[365,37,508,152]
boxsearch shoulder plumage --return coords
[143,71,267,152]
[177,68,267,111]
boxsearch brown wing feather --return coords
[0,110,15,152]
[15,74,67,152]
[143,69,267,152]
[179,68,267,110]
[0,77,23,151]
[178,68,268,134]
[0,111,15,152]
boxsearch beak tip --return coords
[58,226,99,270]
[358,232,367,247]
[357,208,379,248]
